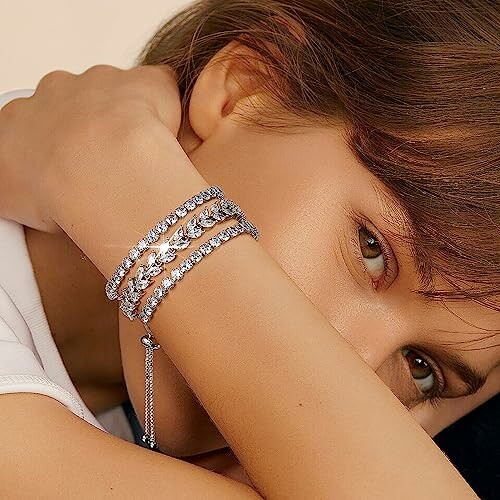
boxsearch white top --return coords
[0,89,134,442]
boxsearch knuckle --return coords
[84,64,120,75]
[37,69,71,90]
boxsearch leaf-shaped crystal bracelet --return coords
[104,186,257,449]
[139,216,259,449]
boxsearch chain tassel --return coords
[140,324,160,450]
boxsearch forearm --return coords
[49,120,478,499]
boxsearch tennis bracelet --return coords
[104,185,259,450]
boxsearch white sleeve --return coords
[0,88,36,110]
[0,316,86,419]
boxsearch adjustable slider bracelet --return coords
[118,197,245,321]
[105,185,224,302]
[139,217,259,450]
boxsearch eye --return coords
[355,219,398,290]
[402,347,445,403]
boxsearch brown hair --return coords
[136,0,500,319]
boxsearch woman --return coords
[0,0,498,498]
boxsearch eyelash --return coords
[404,347,447,410]
[349,214,397,291]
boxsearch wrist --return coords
[48,117,210,279]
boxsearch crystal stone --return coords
[161,277,173,290]
[129,248,140,260]
[187,225,203,239]
[146,229,159,244]
[147,252,157,267]
[180,259,193,272]
[209,236,221,248]
[168,227,190,250]
[186,216,203,238]
[148,265,162,278]
[175,206,188,218]
[166,213,178,225]
[200,243,213,255]
[198,208,216,228]
[194,194,204,205]
[202,189,211,201]
[158,246,176,263]
[156,220,169,233]
[122,257,133,270]
[210,202,225,221]
[138,239,148,251]
[171,268,183,282]
[189,250,203,263]
[184,199,197,211]
[220,200,234,215]
[218,230,230,241]
[135,267,151,290]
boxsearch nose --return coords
[333,306,411,373]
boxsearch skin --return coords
[0,48,497,496]
[21,42,499,470]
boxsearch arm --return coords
[0,392,260,499]
[48,118,479,499]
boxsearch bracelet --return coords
[105,185,224,301]
[103,184,259,451]
[139,217,259,324]
[118,197,245,320]
[139,217,259,450]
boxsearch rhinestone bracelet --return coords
[118,197,245,321]
[139,217,259,450]
[105,185,224,301]
[139,217,259,324]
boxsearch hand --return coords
[0,64,181,232]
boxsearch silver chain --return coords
[136,219,259,450]
[140,325,160,450]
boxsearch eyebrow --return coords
[370,182,435,292]
[423,343,490,398]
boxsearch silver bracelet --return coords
[139,217,258,324]
[105,185,224,302]
[139,217,259,450]
[118,197,245,321]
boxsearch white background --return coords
[0,0,193,92]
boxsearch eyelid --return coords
[348,210,399,290]
[403,346,447,403]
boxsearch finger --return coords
[36,69,75,92]
[131,64,182,134]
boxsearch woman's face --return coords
[154,48,499,458]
